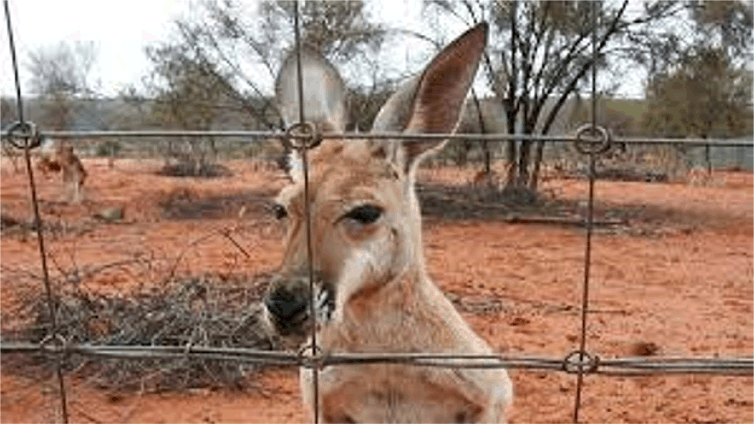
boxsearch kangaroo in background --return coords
[262,23,512,423]
[37,139,87,203]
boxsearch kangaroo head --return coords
[264,23,487,336]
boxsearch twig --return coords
[219,228,251,259]
[118,388,144,424]
[70,402,105,424]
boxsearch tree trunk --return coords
[470,91,491,175]
[457,141,470,166]
[505,139,517,187]
[209,136,218,159]
[517,140,532,186]
[483,141,491,174]
[530,140,545,190]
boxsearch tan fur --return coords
[36,155,62,175]
[264,23,512,423]
[37,141,87,203]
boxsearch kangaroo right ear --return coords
[275,47,348,133]
[370,23,488,174]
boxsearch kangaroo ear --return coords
[276,47,348,183]
[276,47,348,133]
[371,23,487,172]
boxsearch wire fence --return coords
[2,1,753,423]
[4,342,754,375]
[4,128,753,147]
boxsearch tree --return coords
[146,44,226,132]
[424,0,687,191]
[642,0,753,138]
[1,97,18,123]
[643,48,752,139]
[130,0,387,172]
[26,41,98,130]
[688,0,753,63]
[142,42,231,175]
[640,0,753,172]
[1,97,22,172]
[135,0,386,132]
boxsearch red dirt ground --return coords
[1,158,752,423]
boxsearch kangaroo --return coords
[37,140,87,203]
[263,23,512,423]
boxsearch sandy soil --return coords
[1,158,752,423]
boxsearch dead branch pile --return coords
[3,273,279,392]
[416,182,570,220]
[157,160,232,178]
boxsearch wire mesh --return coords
[3,129,752,147]
[2,0,753,423]
[1,341,752,373]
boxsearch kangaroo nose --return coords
[264,275,311,334]
[265,288,307,321]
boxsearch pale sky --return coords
[0,0,644,102]
[1,0,206,98]
[0,0,445,99]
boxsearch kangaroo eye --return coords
[344,205,383,224]
[271,203,287,220]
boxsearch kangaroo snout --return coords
[264,274,311,335]
[264,273,334,337]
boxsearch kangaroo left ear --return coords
[371,23,488,173]
[275,47,348,183]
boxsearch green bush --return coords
[95,140,122,157]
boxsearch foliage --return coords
[348,84,395,132]
[145,44,227,131]
[423,0,688,190]
[27,41,98,98]
[25,41,99,130]
[256,0,386,64]
[643,48,752,138]
[133,0,386,132]
[95,140,122,157]
[688,0,753,62]
[123,0,388,174]
[569,97,647,137]
[1,97,18,122]
[641,1,753,139]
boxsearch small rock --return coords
[0,214,20,229]
[509,316,530,326]
[107,393,124,403]
[94,207,124,222]
[631,341,660,356]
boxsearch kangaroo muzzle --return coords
[263,273,334,337]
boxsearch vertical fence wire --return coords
[573,2,600,422]
[292,2,321,423]
[2,1,69,422]
[3,2,751,424]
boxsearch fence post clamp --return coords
[4,120,42,149]
[574,124,611,156]
[563,350,599,375]
[39,333,68,356]
[298,342,324,370]
[286,122,323,150]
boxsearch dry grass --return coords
[2,273,278,392]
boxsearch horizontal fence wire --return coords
[2,342,752,376]
[2,128,753,147]
[3,0,752,421]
